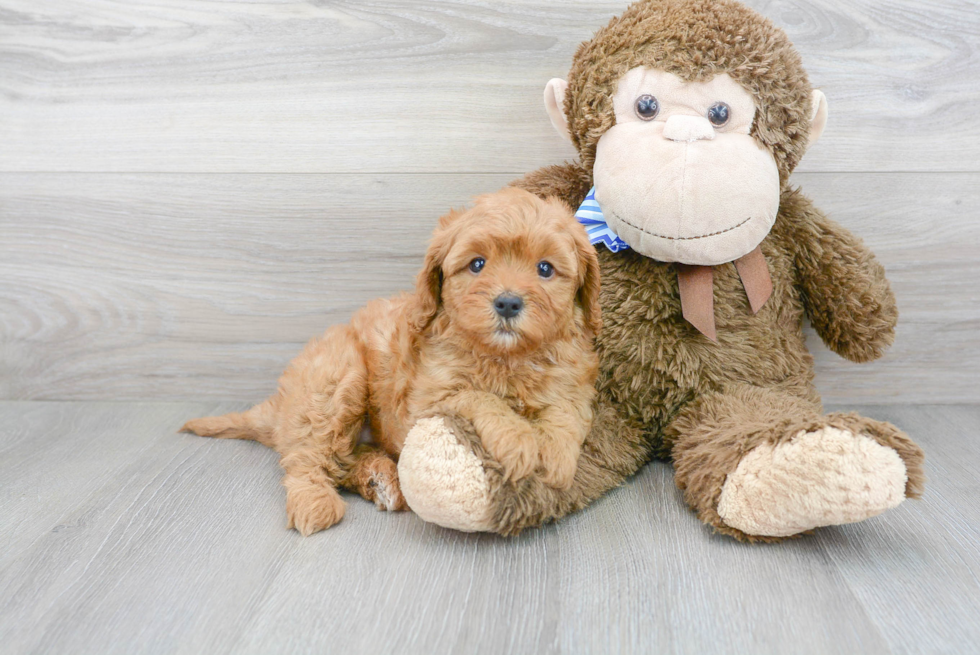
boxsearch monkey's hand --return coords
[789,193,898,363]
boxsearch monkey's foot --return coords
[398,417,494,532]
[716,427,908,537]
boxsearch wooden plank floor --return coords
[0,401,977,655]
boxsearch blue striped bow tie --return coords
[575,186,630,252]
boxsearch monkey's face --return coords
[545,60,827,266]
[541,0,830,266]
[591,68,779,265]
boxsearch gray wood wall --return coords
[1,0,978,404]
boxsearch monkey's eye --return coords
[537,261,555,279]
[707,102,731,127]
[634,94,660,121]
[468,257,485,274]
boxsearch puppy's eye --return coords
[635,94,659,121]
[707,102,730,127]
[468,257,485,274]
[537,261,555,279]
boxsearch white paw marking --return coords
[374,479,394,511]
[717,427,908,537]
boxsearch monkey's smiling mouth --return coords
[610,212,753,241]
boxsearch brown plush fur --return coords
[182,188,601,535]
[422,0,925,540]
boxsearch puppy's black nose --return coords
[493,294,524,319]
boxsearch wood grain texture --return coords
[0,0,977,174]
[0,401,976,654]
[1,171,976,403]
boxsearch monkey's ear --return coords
[544,78,572,142]
[808,89,829,147]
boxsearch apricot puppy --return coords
[182,187,601,535]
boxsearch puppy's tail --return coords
[180,401,276,448]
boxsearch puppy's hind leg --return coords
[280,449,348,536]
[341,445,407,512]
[182,401,347,536]
[275,325,371,535]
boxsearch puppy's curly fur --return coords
[181,188,601,536]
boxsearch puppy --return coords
[181,187,601,536]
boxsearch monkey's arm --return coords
[509,161,594,208]
[785,192,898,363]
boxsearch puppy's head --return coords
[411,187,601,355]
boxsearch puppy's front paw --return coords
[485,430,539,482]
[283,477,345,536]
[538,439,579,490]
[540,463,577,490]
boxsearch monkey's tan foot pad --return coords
[717,427,908,537]
[398,417,494,532]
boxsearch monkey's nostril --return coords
[493,294,524,319]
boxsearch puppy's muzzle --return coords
[493,293,523,319]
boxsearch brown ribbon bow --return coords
[675,246,773,342]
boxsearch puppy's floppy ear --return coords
[410,208,461,332]
[553,198,602,335]
[576,237,602,335]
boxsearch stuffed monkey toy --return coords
[396,0,925,541]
